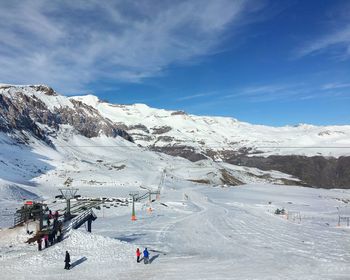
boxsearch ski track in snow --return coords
[2,183,350,279]
[0,120,349,279]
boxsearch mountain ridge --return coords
[1,84,350,188]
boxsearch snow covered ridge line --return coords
[69,90,350,188]
[1,84,350,188]
[1,83,350,157]
[0,85,133,143]
[70,92,350,158]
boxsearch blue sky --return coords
[0,0,349,126]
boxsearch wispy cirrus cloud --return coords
[223,81,350,102]
[176,91,218,101]
[295,1,350,60]
[223,84,304,102]
[321,82,350,90]
[0,0,266,93]
[296,25,350,59]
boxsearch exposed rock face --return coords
[171,110,186,116]
[150,146,207,162]
[151,126,172,134]
[0,85,132,144]
[227,155,350,189]
[149,145,350,188]
[29,85,56,96]
[0,93,51,144]
[219,169,244,186]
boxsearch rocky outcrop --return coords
[227,155,350,189]
[0,86,132,143]
[150,145,207,162]
[152,145,350,188]
[0,94,51,144]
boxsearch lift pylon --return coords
[129,191,139,221]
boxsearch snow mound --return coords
[0,185,39,202]
[0,230,136,280]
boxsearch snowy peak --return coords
[70,94,101,108]
[0,84,73,111]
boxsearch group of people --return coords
[136,248,150,264]
[62,248,150,271]
[37,209,63,251]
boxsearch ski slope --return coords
[0,85,350,279]
[1,182,350,280]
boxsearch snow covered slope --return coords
[1,85,350,187]
[1,85,350,279]
[0,127,301,228]
[0,115,303,227]
[72,95,350,158]
[2,183,350,280]
[70,94,350,188]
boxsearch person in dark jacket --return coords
[37,237,42,251]
[143,248,149,264]
[136,248,141,263]
[64,251,71,270]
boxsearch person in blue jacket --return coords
[143,248,149,264]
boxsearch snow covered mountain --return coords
[72,94,350,158]
[72,94,350,188]
[2,85,350,280]
[1,84,350,188]
[0,84,304,227]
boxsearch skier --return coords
[64,251,71,270]
[143,248,149,264]
[136,248,141,263]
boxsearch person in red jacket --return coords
[136,248,141,263]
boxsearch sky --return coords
[0,0,349,126]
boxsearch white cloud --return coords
[296,25,350,59]
[322,82,350,90]
[177,92,217,101]
[223,84,303,102]
[0,0,264,93]
[222,81,350,102]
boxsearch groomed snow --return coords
[0,131,350,279]
[1,183,350,280]
[1,86,350,279]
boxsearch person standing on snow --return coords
[143,248,149,264]
[136,248,141,263]
[44,234,49,248]
[37,237,42,251]
[64,251,71,270]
